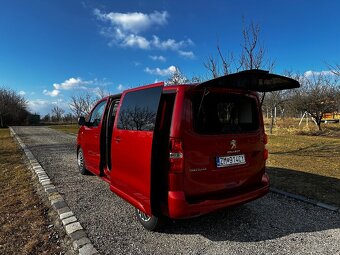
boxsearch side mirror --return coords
[78,116,86,126]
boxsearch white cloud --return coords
[28,98,68,115]
[53,77,91,90]
[178,50,195,59]
[43,77,112,98]
[18,90,26,96]
[94,9,168,34]
[43,89,60,97]
[28,99,51,114]
[117,84,124,91]
[304,70,335,78]
[145,65,177,76]
[90,87,110,97]
[151,36,193,51]
[122,34,150,49]
[149,55,166,62]
[94,9,194,55]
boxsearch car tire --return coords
[77,148,88,175]
[135,208,163,231]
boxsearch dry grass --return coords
[0,128,64,254]
[267,134,340,206]
[48,124,79,135]
[267,135,340,178]
[264,117,340,137]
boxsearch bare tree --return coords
[191,76,203,83]
[292,73,339,130]
[217,46,234,75]
[42,114,51,123]
[166,67,189,85]
[240,21,263,70]
[69,93,95,118]
[263,89,293,133]
[204,56,219,78]
[95,87,110,100]
[51,106,65,122]
[63,113,75,123]
[0,87,29,127]
[204,19,275,79]
[327,63,340,76]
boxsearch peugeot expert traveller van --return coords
[77,70,300,230]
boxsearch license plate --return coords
[216,154,246,168]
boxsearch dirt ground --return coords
[0,128,66,255]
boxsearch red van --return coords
[77,70,299,230]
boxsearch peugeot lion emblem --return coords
[230,139,237,150]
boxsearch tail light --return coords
[169,138,183,173]
[263,133,268,160]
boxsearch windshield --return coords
[192,92,259,134]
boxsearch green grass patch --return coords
[48,124,79,135]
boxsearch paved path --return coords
[12,126,340,255]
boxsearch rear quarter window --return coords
[192,92,259,134]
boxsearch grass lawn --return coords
[48,124,79,135]
[0,128,64,254]
[267,134,340,207]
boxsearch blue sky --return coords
[1,0,339,115]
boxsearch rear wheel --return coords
[77,148,88,175]
[135,208,163,231]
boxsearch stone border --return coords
[9,127,99,255]
[270,187,339,212]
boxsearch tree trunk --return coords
[316,116,322,131]
[317,121,322,131]
[280,108,285,120]
[270,108,275,134]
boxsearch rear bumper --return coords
[167,173,269,219]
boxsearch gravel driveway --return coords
[12,126,340,255]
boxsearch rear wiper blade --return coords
[197,87,210,117]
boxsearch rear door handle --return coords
[113,136,121,142]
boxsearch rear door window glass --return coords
[192,93,259,134]
[117,87,162,131]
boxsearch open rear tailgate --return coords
[196,70,300,92]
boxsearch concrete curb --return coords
[270,187,339,212]
[9,127,99,255]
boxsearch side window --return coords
[117,87,162,131]
[89,100,107,127]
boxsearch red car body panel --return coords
[109,82,164,215]
[167,173,269,219]
[78,98,108,175]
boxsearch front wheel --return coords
[135,208,163,231]
[77,148,88,175]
